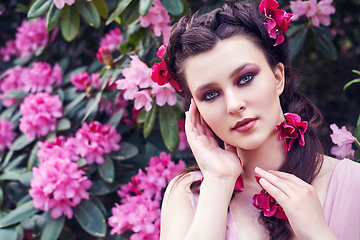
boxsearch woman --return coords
[158,2,360,240]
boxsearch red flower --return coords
[276,113,308,152]
[251,189,287,219]
[151,60,182,92]
[96,46,114,67]
[259,0,293,46]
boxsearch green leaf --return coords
[98,156,115,183]
[106,0,132,25]
[159,104,179,152]
[143,102,157,138]
[46,2,61,31]
[107,108,124,127]
[40,215,65,240]
[76,0,101,28]
[119,0,140,26]
[1,151,14,169]
[0,200,39,228]
[88,179,122,195]
[313,27,337,61]
[5,89,27,98]
[82,91,102,122]
[287,24,305,37]
[64,92,87,115]
[354,150,360,162]
[92,0,108,19]
[160,0,183,15]
[357,115,360,126]
[73,200,106,237]
[0,226,18,240]
[28,0,52,18]
[0,187,3,208]
[290,28,307,59]
[0,171,21,181]
[139,0,153,16]
[343,78,360,90]
[4,154,27,171]
[19,172,33,187]
[352,69,360,76]
[137,108,147,124]
[56,118,71,131]
[27,144,39,171]
[10,134,35,151]
[354,125,360,149]
[60,4,80,42]
[0,104,18,120]
[90,196,107,218]
[111,141,139,161]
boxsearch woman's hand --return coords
[185,99,242,184]
[254,167,337,240]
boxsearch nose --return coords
[225,88,246,114]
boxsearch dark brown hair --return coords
[165,2,324,239]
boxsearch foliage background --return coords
[0,0,360,239]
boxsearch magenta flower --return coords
[71,71,100,91]
[21,62,62,93]
[19,93,63,140]
[0,66,25,107]
[37,136,80,163]
[0,40,17,62]
[29,157,92,219]
[0,119,16,151]
[259,0,294,46]
[100,28,124,51]
[75,121,121,165]
[139,0,172,44]
[15,18,48,58]
[276,113,308,152]
[96,46,114,67]
[177,120,189,150]
[252,189,287,219]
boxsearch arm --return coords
[160,100,242,240]
[254,167,338,240]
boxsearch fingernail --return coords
[255,167,263,172]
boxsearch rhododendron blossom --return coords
[0,119,16,151]
[0,66,25,107]
[21,62,62,93]
[29,157,92,219]
[15,18,48,58]
[75,121,121,165]
[139,0,172,44]
[37,136,80,163]
[290,0,335,26]
[71,71,101,91]
[0,40,17,62]
[133,90,153,111]
[151,82,177,107]
[100,28,124,51]
[19,93,63,140]
[330,123,356,159]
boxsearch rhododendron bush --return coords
[0,0,353,239]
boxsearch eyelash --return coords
[201,73,255,101]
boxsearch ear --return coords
[274,62,285,96]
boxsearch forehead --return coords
[184,36,268,90]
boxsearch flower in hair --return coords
[151,45,182,92]
[251,176,287,219]
[276,113,308,152]
[259,0,294,46]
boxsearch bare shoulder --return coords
[160,172,195,240]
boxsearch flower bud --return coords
[96,46,114,68]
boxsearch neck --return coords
[238,130,287,183]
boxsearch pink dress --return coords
[189,159,360,240]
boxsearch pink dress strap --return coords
[189,172,241,240]
[323,159,360,240]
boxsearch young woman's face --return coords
[184,36,285,150]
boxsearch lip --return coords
[232,118,258,133]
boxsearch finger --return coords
[224,142,237,155]
[268,170,309,187]
[257,177,289,207]
[193,101,206,136]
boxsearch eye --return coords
[202,91,219,101]
[238,74,254,86]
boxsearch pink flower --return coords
[96,46,114,66]
[0,40,17,62]
[133,90,153,112]
[21,62,62,93]
[331,144,355,160]
[100,93,129,117]
[75,121,121,165]
[29,157,92,219]
[53,0,75,9]
[0,119,16,151]
[19,93,63,140]
[177,120,189,150]
[259,0,293,46]
[252,189,287,219]
[0,66,25,107]
[100,28,124,51]
[276,113,308,152]
[126,55,153,88]
[37,136,80,163]
[290,0,317,21]
[151,82,177,107]
[15,18,48,58]
[330,123,355,146]
[71,71,100,91]
[290,0,335,26]
[139,0,171,43]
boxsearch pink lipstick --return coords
[232,118,257,133]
